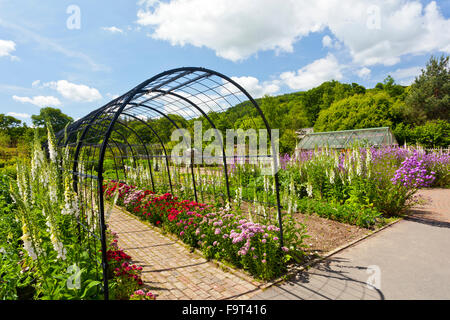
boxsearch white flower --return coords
[51,233,67,260]
[334,152,339,168]
[356,158,362,176]
[329,169,335,184]
[366,150,372,177]
[21,225,42,260]
[47,128,57,163]
[306,182,313,198]
[263,175,269,192]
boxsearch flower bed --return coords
[1,126,154,300]
[104,180,295,280]
[280,146,449,218]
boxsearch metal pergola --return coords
[55,67,283,300]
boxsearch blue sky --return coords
[0,0,449,124]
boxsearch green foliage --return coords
[383,75,406,98]
[279,129,298,154]
[314,91,398,132]
[405,55,449,124]
[1,125,145,300]
[296,198,381,228]
[394,120,450,148]
[31,107,73,134]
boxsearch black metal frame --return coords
[56,67,283,300]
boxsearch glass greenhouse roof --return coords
[296,127,398,150]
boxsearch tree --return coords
[300,81,357,123]
[405,55,450,124]
[279,129,298,154]
[0,114,28,145]
[31,107,73,133]
[393,120,450,148]
[314,91,397,132]
[0,114,21,130]
[383,76,405,98]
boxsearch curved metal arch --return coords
[119,111,173,194]
[56,67,284,301]
[126,102,198,201]
[129,67,283,243]
[152,89,231,202]
[110,118,156,191]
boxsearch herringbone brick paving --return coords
[107,207,264,300]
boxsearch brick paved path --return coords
[107,207,262,300]
[408,188,450,223]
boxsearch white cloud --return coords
[137,0,326,61]
[389,66,423,85]
[325,0,450,66]
[357,67,371,79]
[102,26,124,34]
[31,80,41,88]
[280,54,343,90]
[322,35,333,48]
[136,0,450,65]
[229,76,280,98]
[0,39,18,60]
[13,95,62,107]
[43,80,102,102]
[6,112,30,119]
[106,93,120,100]
[390,66,422,80]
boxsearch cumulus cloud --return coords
[7,112,30,119]
[137,0,326,61]
[326,1,450,66]
[280,54,343,90]
[389,66,423,85]
[322,35,333,48]
[356,67,371,79]
[106,93,120,100]
[0,39,18,60]
[136,0,450,65]
[102,26,124,34]
[229,76,280,98]
[13,95,62,107]
[43,80,102,102]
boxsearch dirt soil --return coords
[292,212,371,256]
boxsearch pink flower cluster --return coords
[229,220,280,257]
[129,289,156,300]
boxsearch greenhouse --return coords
[296,127,398,151]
